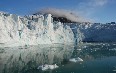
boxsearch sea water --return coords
[0,43,116,73]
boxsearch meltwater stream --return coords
[0,43,116,73]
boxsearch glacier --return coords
[0,12,77,47]
[0,11,116,47]
[77,23,116,42]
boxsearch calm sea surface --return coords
[0,43,116,73]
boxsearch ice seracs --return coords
[37,64,59,71]
[0,12,76,47]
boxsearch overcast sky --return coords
[0,0,116,23]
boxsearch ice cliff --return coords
[0,12,76,47]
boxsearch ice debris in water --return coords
[113,69,116,72]
[69,57,83,62]
[37,64,59,71]
[112,66,116,71]
[109,48,116,51]
[76,49,81,51]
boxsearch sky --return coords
[0,0,116,23]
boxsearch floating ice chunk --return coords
[113,66,116,71]
[109,48,116,51]
[69,58,77,62]
[48,64,59,70]
[69,57,83,62]
[37,64,59,71]
[83,46,87,48]
[37,64,48,71]
[76,49,81,51]
[113,70,116,71]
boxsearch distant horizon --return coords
[0,0,116,23]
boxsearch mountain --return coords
[78,23,116,42]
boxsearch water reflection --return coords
[0,43,116,73]
[0,44,74,73]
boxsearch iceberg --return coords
[69,57,83,62]
[0,12,77,47]
[37,64,59,71]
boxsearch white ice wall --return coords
[0,12,75,47]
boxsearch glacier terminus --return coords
[0,12,76,47]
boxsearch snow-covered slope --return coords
[78,23,116,42]
[0,12,75,47]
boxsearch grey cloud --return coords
[35,8,89,22]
